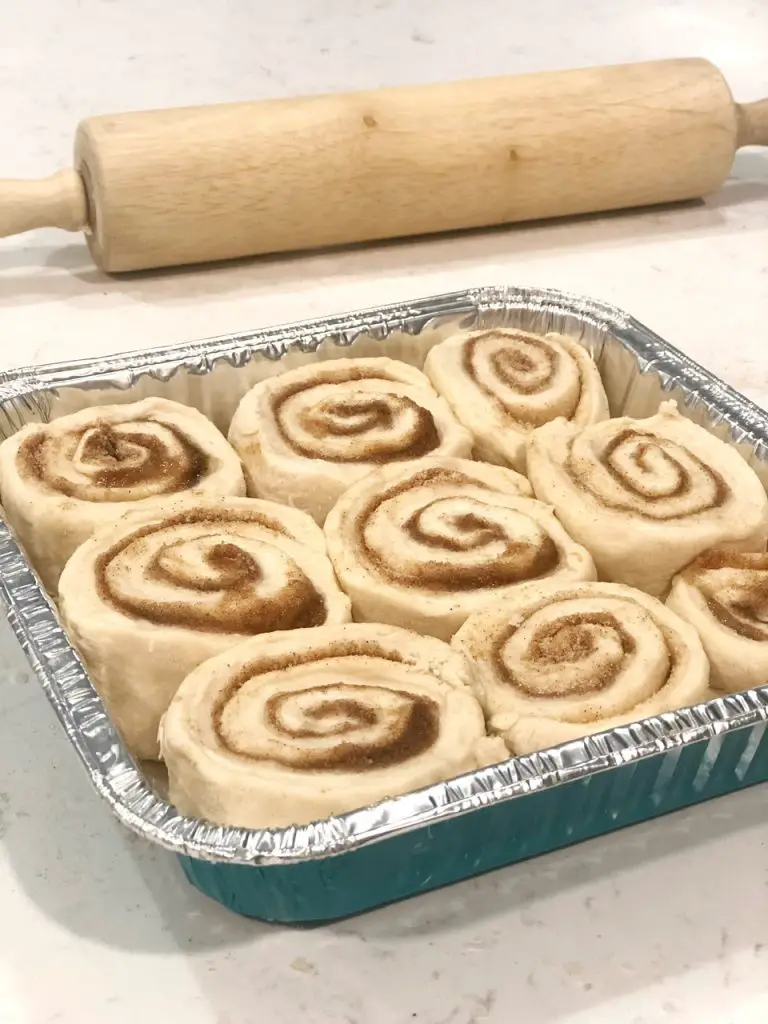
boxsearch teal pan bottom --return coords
[177,722,768,923]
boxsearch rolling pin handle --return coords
[736,99,768,148]
[0,169,88,239]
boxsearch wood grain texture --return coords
[4,57,762,272]
[0,170,86,238]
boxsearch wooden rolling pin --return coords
[1,58,766,273]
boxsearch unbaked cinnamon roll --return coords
[452,580,710,755]
[527,401,768,597]
[324,456,596,641]
[58,497,351,760]
[160,622,507,828]
[667,549,768,694]
[0,397,246,593]
[423,328,609,471]
[228,357,472,523]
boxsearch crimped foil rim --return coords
[1,285,767,866]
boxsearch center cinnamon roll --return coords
[160,623,507,829]
[667,549,768,694]
[58,497,351,760]
[452,580,709,755]
[424,328,609,471]
[228,357,473,523]
[324,456,596,641]
[0,397,246,594]
[527,401,768,596]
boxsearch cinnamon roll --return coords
[58,497,351,760]
[0,398,246,593]
[667,549,768,694]
[452,580,710,755]
[227,357,473,523]
[159,622,507,828]
[527,401,768,597]
[324,456,596,641]
[423,328,609,472]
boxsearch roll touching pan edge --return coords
[1,287,767,926]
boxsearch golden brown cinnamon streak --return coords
[160,622,507,829]
[228,357,472,523]
[424,328,609,471]
[58,496,351,759]
[0,397,245,593]
[527,401,768,597]
[453,579,710,754]
[324,456,595,640]
[667,549,768,694]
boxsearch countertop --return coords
[1,1,767,1021]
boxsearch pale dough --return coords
[0,397,246,594]
[228,357,472,523]
[160,622,507,829]
[324,456,595,641]
[58,496,351,760]
[424,328,609,472]
[452,579,710,755]
[526,400,768,597]
[667,549,768,694]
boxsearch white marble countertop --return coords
[1,1,767,1021]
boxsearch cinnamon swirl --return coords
[667,549,768,694]
[58,497,351,759]
[452,580,710,755]
[0,397,246,593]
[227,357,472,523]
[527,401,768,597]
[424,328,609,471]
[324,456,596,641]
[159,622,507,828]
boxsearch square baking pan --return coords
[1,285,767,923]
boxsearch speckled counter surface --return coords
[1,1,767,1021]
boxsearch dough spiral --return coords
[452,580,710,755]
[59,497,351,759]
[0,397,245,593]
[324,456,595,640]
[424,328,609,471]
[527,401,768,596]
[228,357,472,522]
[667,549,768,694]
[160,623,507,828]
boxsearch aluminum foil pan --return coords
[1,285,767,872]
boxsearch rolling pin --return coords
[1,57,766,273]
